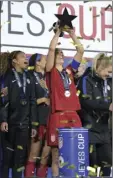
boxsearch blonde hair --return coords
[92,53,112,72]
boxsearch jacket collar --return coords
[88,69,105,84]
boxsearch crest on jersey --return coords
[51,134,56,142]
[107,85,111,91]
[27,79,30,84]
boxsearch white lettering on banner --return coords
[78,134,85,149]
[78,134,86,176]
[1,1,112,57]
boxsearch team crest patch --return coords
[27,79,30,84]
[107,85,111,91]
[58,137,63,149]
[51,134,56,142]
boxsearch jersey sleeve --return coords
[71,59,80,70]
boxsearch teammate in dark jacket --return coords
[25,53,51,178]
[0,52,10,119]
[0,51,37,178]
[77,53,112,176]
[0,52,10,178]
[107,76,112,145]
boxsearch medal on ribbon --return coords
[59,70,71,98]
[34,72,49,98]
[103,80,108,102]
[12,68,27,106]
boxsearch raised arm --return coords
[70,30,84,63]
[46,29,61,72]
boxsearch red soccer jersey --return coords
[48,67,81,113]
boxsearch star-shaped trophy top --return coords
[55,8,77,29]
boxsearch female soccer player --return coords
[25,53,51,177]
[46,28,84,177]
[77,53,112,176]
[0,52,10,118]
[0,52,10,177]
[0,51,37,178]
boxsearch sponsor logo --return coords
[12,80,16,83]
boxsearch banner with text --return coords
[1,1,112,58]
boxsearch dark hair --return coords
[54,48,60,66]
[8,50,24,67]
[0,52,10,76]
[28,53,42,71]
[55,48,59,58]
[29,53,38,67]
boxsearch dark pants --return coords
[1,126,30,178]
[89,131,112,176]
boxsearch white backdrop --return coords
[1,1,112,58]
